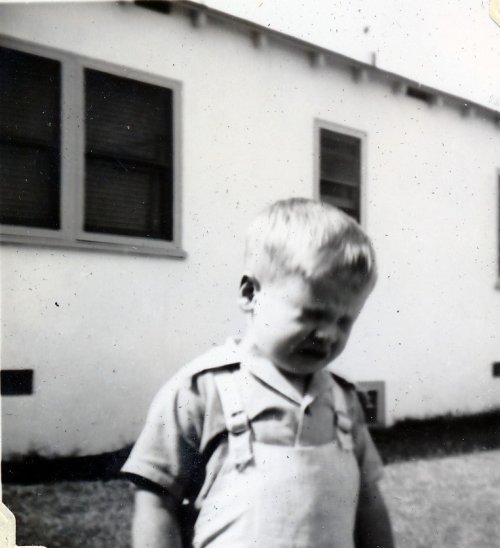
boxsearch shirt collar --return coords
[237,344,335,406]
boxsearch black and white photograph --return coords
[1,1,499,547]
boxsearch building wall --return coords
[1,2,499,457]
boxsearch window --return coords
[317,124,363,222]
[0,48,61,230]
[84,69,174,241]
[0,41,183,256]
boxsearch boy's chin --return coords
[278,354,331,376]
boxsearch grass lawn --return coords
[382,450,500,548]
[3,449,500,548]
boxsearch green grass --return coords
[3,449,500,548]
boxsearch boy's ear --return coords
[238,275,260,312]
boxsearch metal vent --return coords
[406,86,433,104]
[134,1,171,15]
[356,381,386,427]
[1,369,34,396]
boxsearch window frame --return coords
[314,119,367,226]
[0,37,185,258]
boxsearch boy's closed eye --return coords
[300,308,353,331]
[300,307,332,323]
[336,315,353,331]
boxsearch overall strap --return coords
[332,379,355,451]
[214,368,254,471]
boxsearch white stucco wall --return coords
[1,2,499,457]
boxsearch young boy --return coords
[122,198,394,548]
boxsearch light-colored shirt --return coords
[122,339,383,505]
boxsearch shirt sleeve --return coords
[121,374,205,501]
[350,390,384,485]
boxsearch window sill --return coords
[0,232,187,259]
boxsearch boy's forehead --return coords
[310,279,369,307]
[266,273,368,304]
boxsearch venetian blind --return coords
[84,69,174,240]
[319,129,361,222]
[0,46,61,229]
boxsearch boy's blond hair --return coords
[244,198,377,290]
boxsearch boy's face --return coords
[241,273,371,376]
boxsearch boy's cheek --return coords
[332,337,350,359]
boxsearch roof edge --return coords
[173,0,499,123]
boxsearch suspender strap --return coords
[214,368,254,471]
[332,380,355,451]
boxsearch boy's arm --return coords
[354,480,394,548]
[132,488,183,548]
